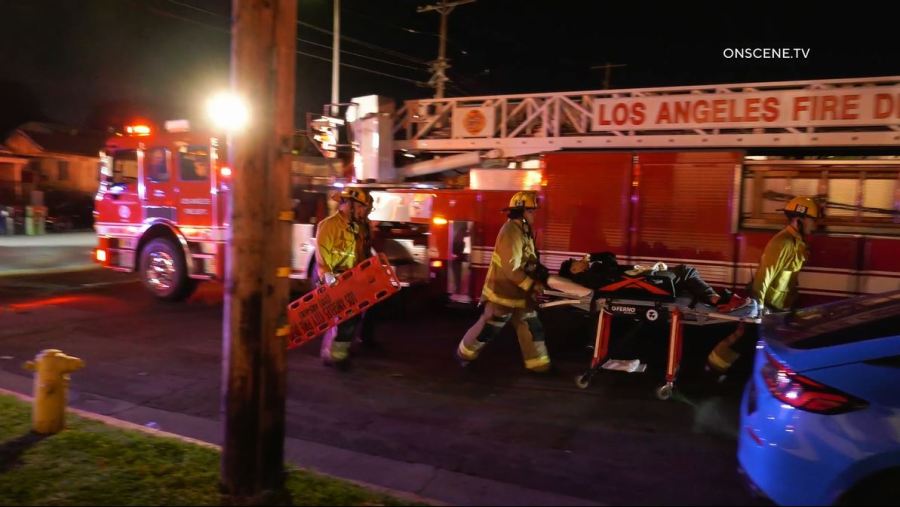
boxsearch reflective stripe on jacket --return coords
[315,211,359,277]
[482,219,538,308]
[751,225,808,311]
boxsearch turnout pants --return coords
[457,301,551,372]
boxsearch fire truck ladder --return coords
[393,76,900,157]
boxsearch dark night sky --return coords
[1,0,897,133]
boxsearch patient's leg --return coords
[671,265,719,304]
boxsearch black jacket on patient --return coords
[559,252,720,305]
[558,252,624,289]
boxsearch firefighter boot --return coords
[706,324,745,382]
[321,328,352,371]
[457,310,510,367]
[518,313,552,374]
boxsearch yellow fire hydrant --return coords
[23,349,85,434]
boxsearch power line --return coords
[298,38,425,72]
[342,7,471,57]
[166,0,226,17]
[296,20,428,65]
[151,2,427,86]
[165,1,430,70]
[297,50,426,86]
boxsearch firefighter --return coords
[707,195,821,376]
[316,187,370,369]
[455,191,553,373]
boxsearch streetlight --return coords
[206,91,250,132]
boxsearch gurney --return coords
[541,270,761,400]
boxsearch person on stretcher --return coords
[558,252,752,314]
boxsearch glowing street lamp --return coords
[207,91,250,132]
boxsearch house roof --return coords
[22,130,107,157]
[3,122,107,158]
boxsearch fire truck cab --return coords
[94,121,231,300]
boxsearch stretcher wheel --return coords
[655,383,675,401]
[575,372,593,389]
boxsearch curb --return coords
[0,387,444,506]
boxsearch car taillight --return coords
[761,350,867,415]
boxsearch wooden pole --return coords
[221,0,296,504]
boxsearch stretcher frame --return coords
[541,287,761,400]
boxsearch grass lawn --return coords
[0,395,421,506]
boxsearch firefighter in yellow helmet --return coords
[456,190,553,373]
[707,196,822,377]
[316,187,370,369]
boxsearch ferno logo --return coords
[463,109,486,135]
[611,305,637,314]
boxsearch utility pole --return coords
[331,0,340,115]
[417,0,475,99]
[590,62,627,89]
[221,0,295,504]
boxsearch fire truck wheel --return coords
[140,238,195,301]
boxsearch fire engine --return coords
[306,76,900,306]
[93,120,234,299]
[95,76,900,304]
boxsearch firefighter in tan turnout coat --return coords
[456,191,552,373]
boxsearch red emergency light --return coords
[125,124,152,136]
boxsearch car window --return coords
[146,148,169,182]
[113,150,138,183]
[179,146,210,182]
[789,314,900,349]
[769,291,900,349]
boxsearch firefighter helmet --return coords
[505,191,540,210]
[340,188,369,206]
[781,196,822,218]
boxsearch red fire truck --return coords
[96,76,900,304]
[317,77,900,306]
[93,120,235,299]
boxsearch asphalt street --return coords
[0,269,763,505]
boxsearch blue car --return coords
[738,290,900,506]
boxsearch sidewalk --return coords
[0,232,98,277]
[0,231,97,247]
[0,370,598,506]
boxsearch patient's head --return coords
[559,257,590,277]
[570,258,590,274]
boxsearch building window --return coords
[57,160,70,181]
[740,159,900,236]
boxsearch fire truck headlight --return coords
[96,249,107,263]
[207,92,249,132]
[220,166,232,178]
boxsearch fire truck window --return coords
[146,148,169,182]
[179,147,210,181]
[113,150,138,183]
[741,160,900,235]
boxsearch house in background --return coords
[0,122,107,231]
[0,141,28,204]
[1,122,107,203]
